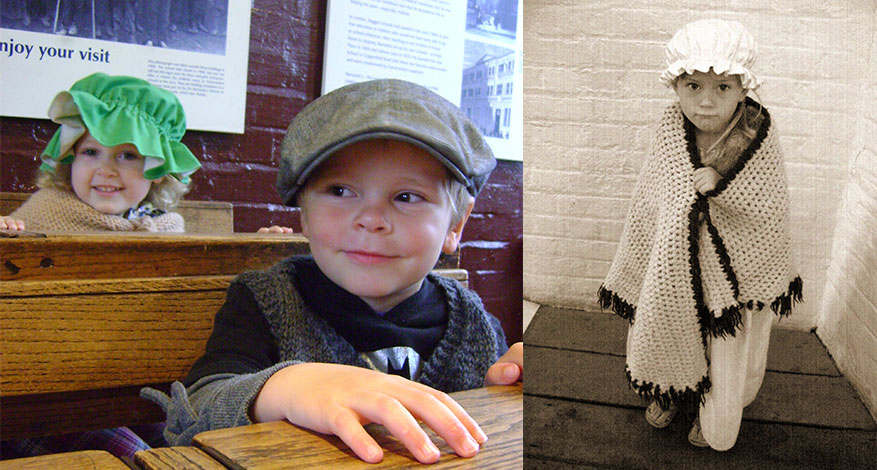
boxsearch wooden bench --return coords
[0,232,464,441]
[1,191,235,233]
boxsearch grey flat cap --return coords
[277,79,497,206]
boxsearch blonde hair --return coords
[446,177,474,228]
[35,164,190,211]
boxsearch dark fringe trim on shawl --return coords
[700,277,802,338]
[687,198,716,344]
[703,210,740,299]
[700,205,743,339]
[598,285,636,323]
[701,304,744,339]
[625,366,711,415]
[770,276,803,318]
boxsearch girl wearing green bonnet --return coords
[0,73,201,232]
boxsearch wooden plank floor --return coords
[524,306,876,469]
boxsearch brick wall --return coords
[0,0,522,344]
[524,0,874,334]
[818,17,877,419]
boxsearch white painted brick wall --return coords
[817,17,877,420]
[524,0,875,335]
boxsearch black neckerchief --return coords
[291,256,447,360]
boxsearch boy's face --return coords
[674,70,747,139]
[71,131,157,215]
[300,139,466,313]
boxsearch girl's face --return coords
[674,70,747,140]
[70,131,158,215]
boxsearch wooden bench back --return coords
[0,233,463,439]
[1,192,235,233]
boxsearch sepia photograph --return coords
[524,1,876,468]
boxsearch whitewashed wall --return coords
[817,20,877,419]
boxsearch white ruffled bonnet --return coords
[660,19,761,90]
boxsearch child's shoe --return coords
[645,401,678,428]
[688,418,709,447]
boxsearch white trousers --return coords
[699,307,773,451]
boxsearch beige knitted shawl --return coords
[10,187,184,232]
[599,99,802,410]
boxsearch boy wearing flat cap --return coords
[144,79,523,464]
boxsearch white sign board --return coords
[0,1,251,133]
[322,0,523,161]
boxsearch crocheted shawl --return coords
[10,187,184,232]
[598,99,802,410]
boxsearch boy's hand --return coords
[257,225,295,234]
[693,167,722,195]
[0,216,25,231]
[485,342,523,385]
[252,363,487,464]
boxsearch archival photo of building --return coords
[466,0,518,44]
[461,44,515,140]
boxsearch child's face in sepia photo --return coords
[674,70,747,138]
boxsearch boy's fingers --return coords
[352,392,441,464]
[499,343,523,368]
[397,388,486,456]
[425,386,487,443]
[486,363,521,385]
[328,407,384,464]
[388,378,487,445]
[485,364,502,385]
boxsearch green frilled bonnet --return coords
[40,73,201,183]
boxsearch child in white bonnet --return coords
[599,19,802,450]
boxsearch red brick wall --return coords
[0,0,522,344]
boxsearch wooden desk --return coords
[0,232,464,440]
[0,232,311,439]
[133,447,228,470]
[0,450,130,470]
[135,384,522,469]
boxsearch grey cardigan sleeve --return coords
[141,361,297,446]
[140,280,293,446]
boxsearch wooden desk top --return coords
[134,447,228,470]
[0,231,459,281]
[0,450,129,470]
[190,384,522,469]
[0,231,311,281]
